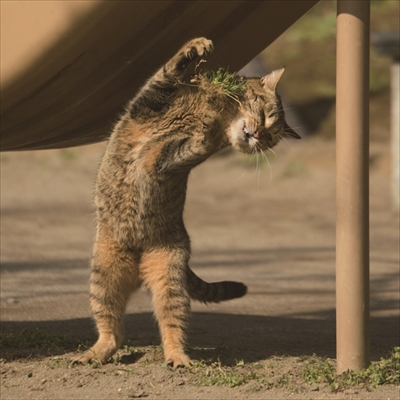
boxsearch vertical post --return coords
[391,61,400,211]
[336,0,370,373]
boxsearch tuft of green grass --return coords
[203,68,247,102]
[302,347,400,390]
[189,359,263,388]
[187,349,399,391]
[301,356,336,387]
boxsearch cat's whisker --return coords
[256,151,262,191]
[270,106,297,115]
[267,147,277,160]
[251,148,259,179]
[278,134,291,148]
[280,106,298,113]
[260,148,273,186]
[237,170,247,180]
[237,150,253,180]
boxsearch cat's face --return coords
[228,69,299,154]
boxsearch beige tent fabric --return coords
[1,1,318,151]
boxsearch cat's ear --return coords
[284,120,301,139]
[260,68,285,92]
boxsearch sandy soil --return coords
[1,137,399,399]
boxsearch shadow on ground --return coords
[1,312,398,365]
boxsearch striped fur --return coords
[73,38,297,369]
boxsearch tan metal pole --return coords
[336,0,370,373]
[390,61,400,211]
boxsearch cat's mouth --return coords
[243,124,262,143]
[243,124,260,142]
[243,125,251,141]
[242,123,277,151]
[228,118,266,152]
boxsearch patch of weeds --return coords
[302,356,336,387]
[45,356,69,369]
[189,359,263,388]
[113,353,123,365]
[276,373,291,388]
[149,345,164,355]
[365,347,400,386]
[301,347,400,391]
[140,359,151,368]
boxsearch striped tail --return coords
[187,267,247,304]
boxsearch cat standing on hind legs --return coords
[73,37,299,369]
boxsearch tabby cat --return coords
[74,38,299,368]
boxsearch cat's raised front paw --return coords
[184,38,214,61]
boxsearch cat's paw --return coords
[170,38,213,75]
[71,351,94,366]
[71,349,103,366]
[71,347,112,366]
[202,111,220,131]
[165,351,192,370]
[183,38,214,61]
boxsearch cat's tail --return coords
[186,267,247,303]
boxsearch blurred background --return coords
[259,0,399,141]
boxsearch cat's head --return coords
[228,68,300,154]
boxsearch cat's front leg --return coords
[129,38,213,117]
[166,37,214,77]
[199,110,227,151]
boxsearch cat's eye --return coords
[260,112,265,126]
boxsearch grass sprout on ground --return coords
[1,329,398,394]
[188,359,262,388]
[301,347,400,390]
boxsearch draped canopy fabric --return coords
[1,1,318,151]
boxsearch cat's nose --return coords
[253,130,272,141]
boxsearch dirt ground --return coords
[1,137,399,399]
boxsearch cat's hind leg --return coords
[140,246,191,369]
[73,238,141,365]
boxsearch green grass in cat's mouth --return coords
[200,68,247,102]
